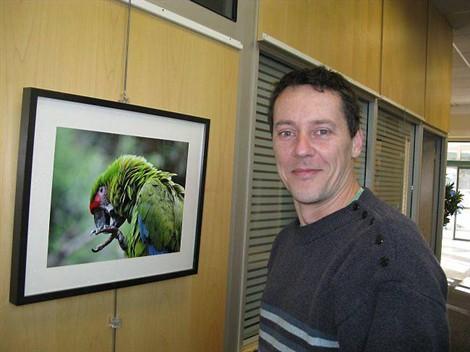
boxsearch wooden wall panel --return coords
[0,1,126,351]
[1,1,239,352]
[381,0,428,117]
[114,7,239,352]
[258,0,383,92]
[449,114,470,140]
[425,4,453,132]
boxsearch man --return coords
[259,67,449,351]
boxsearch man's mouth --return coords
[292,168,321,178]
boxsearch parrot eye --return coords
[99,186,106,195]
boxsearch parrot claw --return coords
[92,239,109,252]
[91,232,117,252]
[90,225,114,236]
[90,226,125,253]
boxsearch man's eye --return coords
[315,129,330,136]
[279,130,294,138]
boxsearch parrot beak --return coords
[89,204,125,252]
[93,207,111,230]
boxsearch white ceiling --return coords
[431,0,470,116]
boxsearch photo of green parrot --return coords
[89,154,184,257]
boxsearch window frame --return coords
[190,0,238,22]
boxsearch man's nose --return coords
[294,132,314,157]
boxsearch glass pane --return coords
[455,168,470,241]
[191,0,237,20]
[354,100,368,186]
[447,151,458,161]
[444,166,458,237]
[374,110,414,215]
[446,166,458,185]
[455,208,470,240]
[418,132,441,246]
[441,224,470,286]
[441,166,470,287]
[447,141,470,161]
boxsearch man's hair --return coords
[268,66,361,137]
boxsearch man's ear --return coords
[351,129,364,158]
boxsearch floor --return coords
[441,228,470,288]
[442,214,470,288]
[441,224,470,352]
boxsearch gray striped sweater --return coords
[259,188,449,351]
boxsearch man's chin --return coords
[291,191,326,205]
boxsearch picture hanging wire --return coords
[110,290,120,350]
[120,0,132,103]
[114,0,131,338]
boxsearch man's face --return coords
[272,85,362,207]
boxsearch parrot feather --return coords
[89,155,184,257]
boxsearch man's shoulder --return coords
[355,189,440,269]
[340,188,447,300]
[272,219,299,244]
[358,188,419,238]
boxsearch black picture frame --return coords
[10,88,210,305]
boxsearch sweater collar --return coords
[291,188,373,244]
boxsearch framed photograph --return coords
[10,88,210,305]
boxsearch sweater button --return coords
[375,234,384,245]
[379,256,389,267]
[352,202,359,210]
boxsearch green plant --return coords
[444,182,464,227]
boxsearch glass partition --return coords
[374,109,415,215]
[442,142,470,290]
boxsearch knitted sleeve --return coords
[333,201,449,352]
[336,280,449,351]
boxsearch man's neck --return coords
[295,181,362,226]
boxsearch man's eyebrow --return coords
[274,119,337,128]
[308,119,336,126]
[273,120,295,128]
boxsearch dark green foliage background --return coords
[444,182,464,227]
[47,127,188,267]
